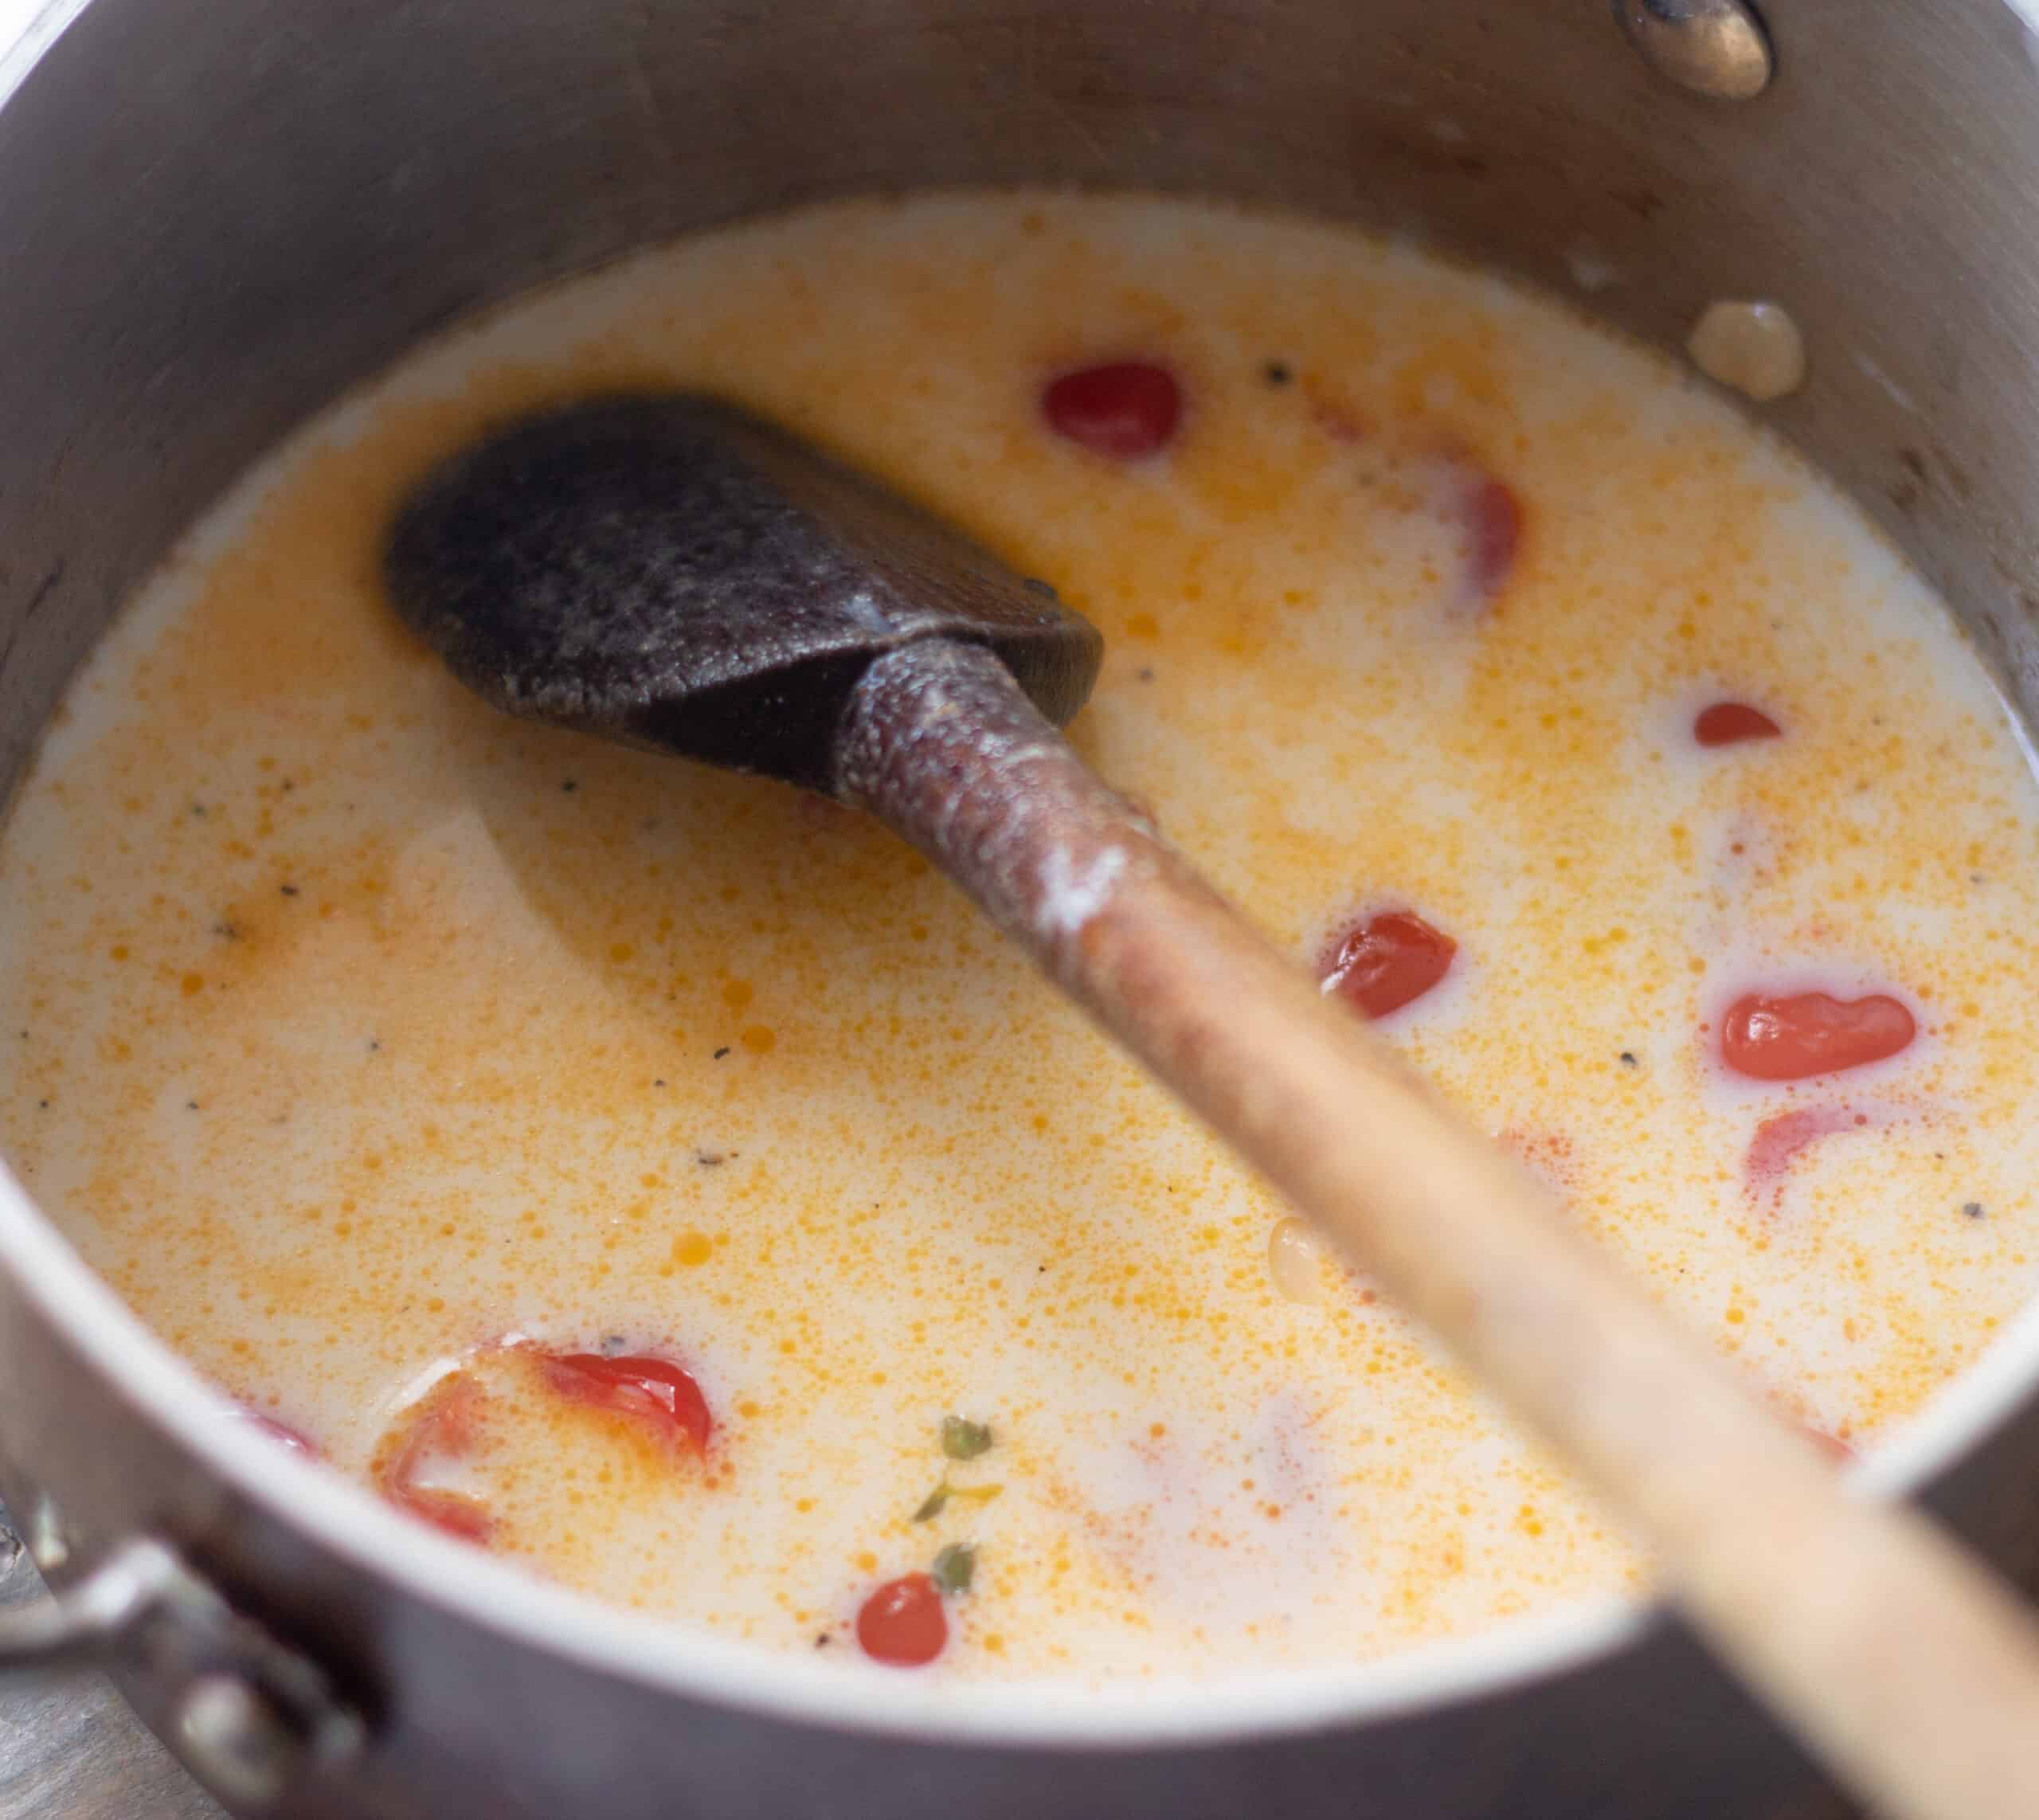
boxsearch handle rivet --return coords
[27,1494,68,1571]
[1614,0,1774,100]
[174,1672,302,1810]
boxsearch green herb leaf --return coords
[932,1543,976,1595]
[914,1483,950,1522]
[941,1415,994,1461]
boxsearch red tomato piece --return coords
[396,1485,495,1544]
[1720,991,1916,1082]
[1802,1423,1857,1466]
[378,1374,493,1544]
[1322,911,1458,1020]
[1461,472,1523,600]
[1303,380,1364,444]
[1042,362,1181,459]
[856,1572,949,1667]
[538,1351,712,1454]
[1694,701,1783,747]
[243,1410,319,1458]
[1744,1106,1869,1198]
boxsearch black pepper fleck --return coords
[190,803,208,819]
[1137,667,1156,683]
[213,920,240,941]
[1963,1201,1986,1219]
[366,1039,382,1053]
[696,1150,726,1168]
[653,1078,667,1088]
[186,1100,201,1111]
[814,1634,831,1649]
[713,1046,731,1060]
[561,778,578,794]
[36,1099,49,1110]
[1262,359,1293,386]
[1619,1051,1638,1067]
[280,883,299,898]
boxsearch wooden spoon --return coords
[387,394,2039,1820]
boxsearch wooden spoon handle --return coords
[839,640,2039,1820]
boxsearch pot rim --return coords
[5,1149,2036,1748]
[0,0,88,102]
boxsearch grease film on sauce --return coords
[3,194,2037,1680]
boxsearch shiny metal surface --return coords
[0,1515,221,1818]
[173,1676,300,1812]
[0,1539,186,1671]
[0,1532,361,1810]
[1,2,2037,1815]
[25,1495,68,1575]
[1615,0,1777,100]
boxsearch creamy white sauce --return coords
[2,194,2037,1682]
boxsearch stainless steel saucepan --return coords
[4,2,2039,1814]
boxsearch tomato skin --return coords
[1302,378,1365,444]
[1744,1105,1872,1202]
[378,1374,494,1544]
[1695,701,1783,747]
[1042,362,1181,459]
[1322,911,1458,1020]
[370,1345,710,1544]
[396,1484,495,1544]
[244,1411,319,1458]
[1720,991,1916,1082]
[538,1352,712,1454]
[1462,472,1522,600]
[1802,1423,1857,1466]
[857,1573,949,1667]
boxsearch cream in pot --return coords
[4,193,2038,1684]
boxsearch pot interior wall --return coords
[5,0,2039,792]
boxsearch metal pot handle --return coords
[0,1531,187,1666]
[0,1531,365,1809]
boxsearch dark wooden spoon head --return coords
[384,394,1103,793]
